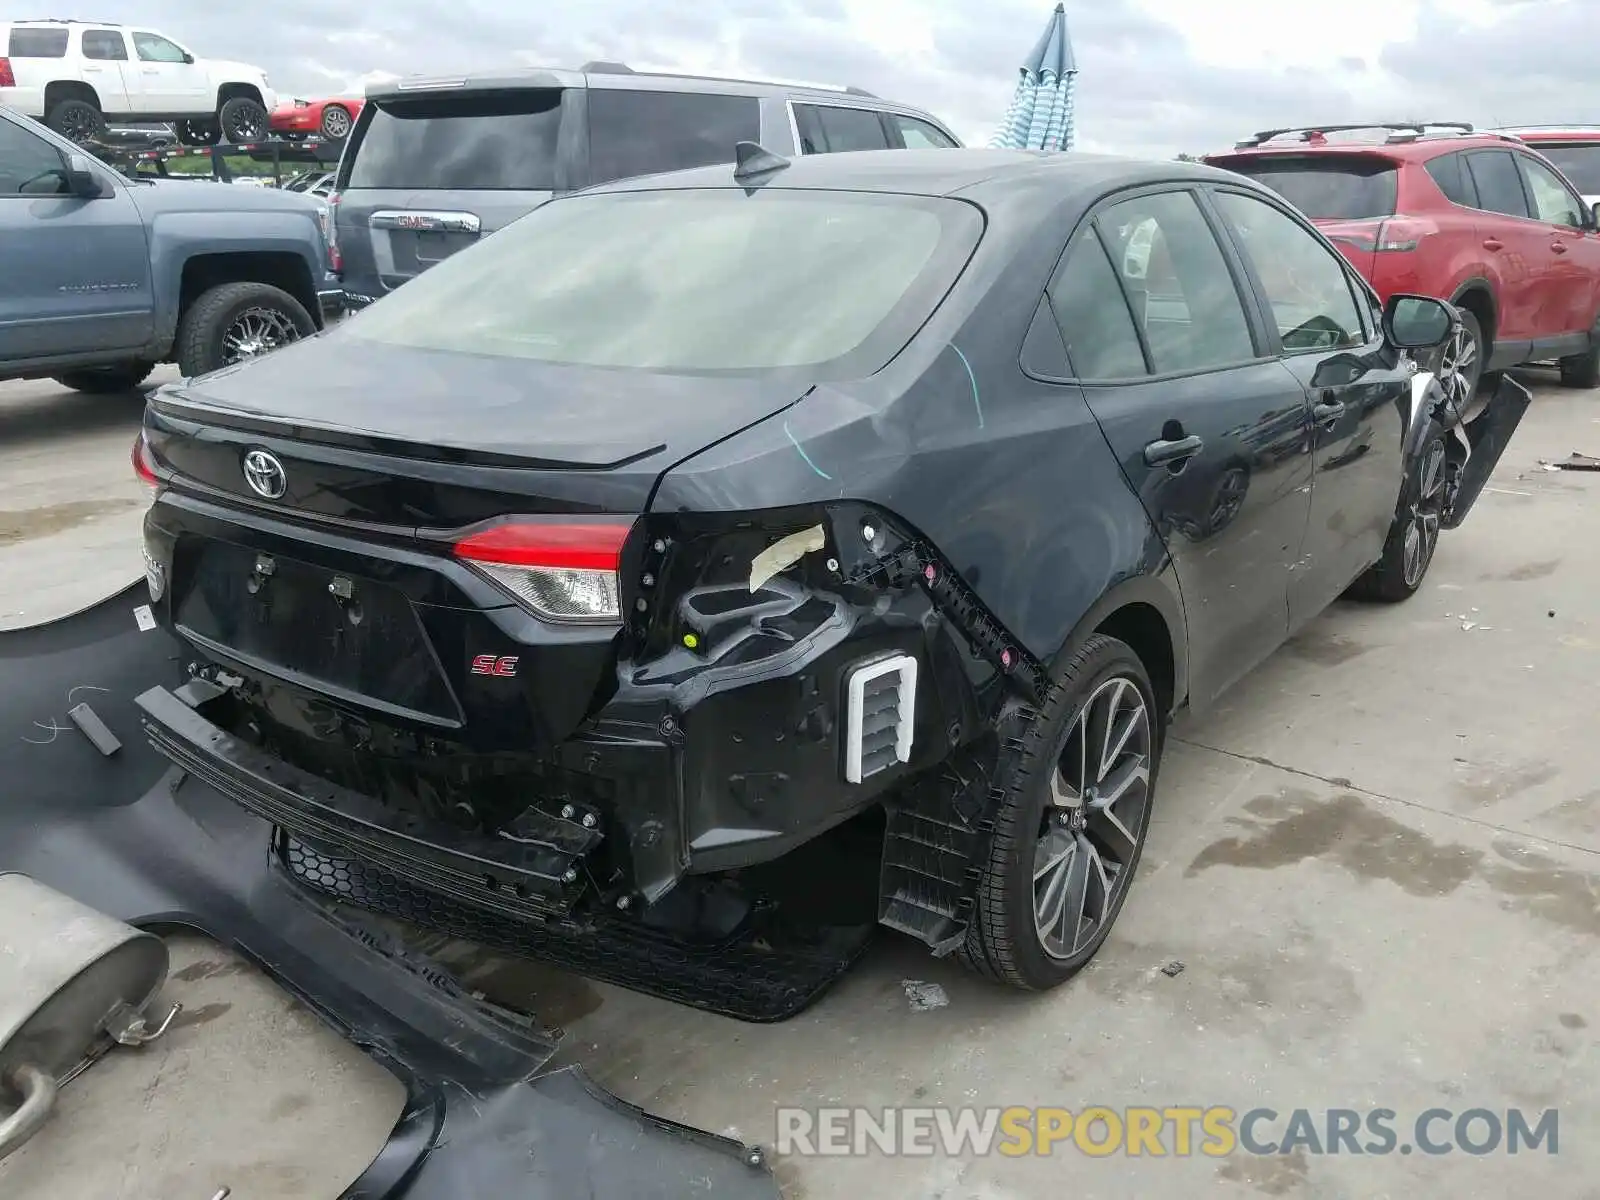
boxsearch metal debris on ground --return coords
[1552,452,1600,471]
[1160,961,1186,978]
[902,980,950,1012]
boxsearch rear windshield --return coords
[342,188,982,379]
[1210,155,1398,220]
[346,90,565,191]
[1533,144,1600,194]
[8,27,70,56]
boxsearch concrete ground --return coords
[2,372,1597,1198]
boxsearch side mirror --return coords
[1590,201,1600,230]
[181,52,195,64]
[63,153,103,198]
[1382,294,1457,351]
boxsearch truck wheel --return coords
[46,98,105,145]
[959,634,1160,991]
[218,97,269,143]
[1559,344,1600,389]
[51,362,156,394]
[176,282,315,376]
[1346,425,1448,603]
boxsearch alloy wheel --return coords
[220,307,302,363]
[60,107,98,144]
[1402,440,1447,588]
[1033,675,1153,960]
[322,106,352,139]
[1435,323,1479,411]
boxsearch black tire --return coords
[959,634,1161,990]
[1429,307,1484,412]
[319,103,353,140]
[51,362,156,394]
[46,98,105,144]
[1559,344,1600,389]
[218,97,269,143]
[177,119,220,147]
[176,282,316,377]
[1346,425,1449,603]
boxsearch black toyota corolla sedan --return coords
[130,147,1528,1020]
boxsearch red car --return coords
[1205,122,1600,398]
[270,95,363,140]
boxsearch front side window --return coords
[1046,227,1148,380]
[0,118,69,196]
[1095,190,1257,374]
[346,91,565,191]
[1466,151,1530,218]
[132,33,188,63]
[80,30,128,61]
[343,189,981,380]
[587,90,760,186]
[1214,191,1366,352]
[893,115,958,149]
[1520,156,1585,228]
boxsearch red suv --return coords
[1204,122,1600,399]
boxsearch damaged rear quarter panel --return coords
[650,198,1184,693]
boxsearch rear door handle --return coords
[1144,434,1203,466]
[1482,238,1503,251]
[1552,241,1569,254]
[1313,400,1345,423]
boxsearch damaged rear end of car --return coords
[133,175,1020,1019]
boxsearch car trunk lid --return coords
[145,332,814,528]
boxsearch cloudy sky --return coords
[77,0,1592,157]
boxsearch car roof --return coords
[582,146,1260,207]
[364,62,930,112]
[1498,126,1600,143]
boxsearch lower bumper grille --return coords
[136,685,597,921]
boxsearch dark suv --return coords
[330,62,962,310]
[1205,122,1600,398]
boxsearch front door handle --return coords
[1312,400,1345,423]
[1552,241,1569,254]
[1144,434,1203,467]
[1483,238,1503,251]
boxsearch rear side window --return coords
[1425,152,1476,206]
[1046,228,1148,380]
[1209,155,1397,220]
[81,30,128,61]
[587,90,759,186]
[1465,151,1529,218]
[343,189,980,380]
[347,91,565,191]
[1096,190,1257,374]
[8,28,70,56]
[1535,143,1600,194]
[800,104,889,153]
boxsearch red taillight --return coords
[132,432,159,488]
[454,518,635,623]
[325,191,343,273]
[1334,216,1435,253]
[0,59,15,89]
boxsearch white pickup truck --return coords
[0,19,276,146]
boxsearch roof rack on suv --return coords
[1494,123,1600,133]
[1233,122,1479,149]
[578,59,877,98]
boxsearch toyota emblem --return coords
[242,449,287,499]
